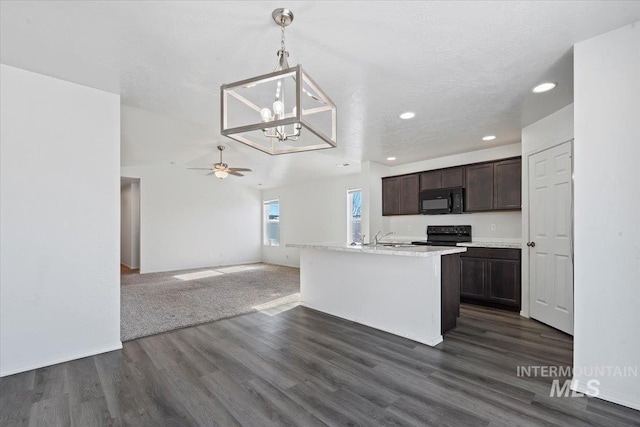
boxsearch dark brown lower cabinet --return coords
[441,253,461,334]
[488,259,520,305]
[460,257,486,299]
[460,247,521,311]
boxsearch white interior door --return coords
[528,141,573,335]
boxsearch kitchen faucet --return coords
[373,231,394,245]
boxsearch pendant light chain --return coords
[279,19,289,71]
[274,19,289,72]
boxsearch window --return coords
[347,189,362,243]
[263,199,280,246]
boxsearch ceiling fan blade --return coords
[227,168,252,172]
[205,172,217,176]
[188,168,214,170]
[227,171,244,177]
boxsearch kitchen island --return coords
[286,243,467,346]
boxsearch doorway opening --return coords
[120,177,140,275]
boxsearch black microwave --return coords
[419,188,464,215]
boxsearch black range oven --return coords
[412,225,472,246]
[419,187,464,215]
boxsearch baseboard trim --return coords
[263,260,300,268]
[0,342,123,377]
[571,379,640,411]
[141,259,263,275]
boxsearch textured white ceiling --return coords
[2,1,639,182]
[120,104,361,188]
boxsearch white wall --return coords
[360,161,390,242]
[573,22,640,410]
[0,65,121,376]
[385,212,522,241]
[520,104,574,318]
[383,144,523,240]
[522,104,574,155]
[265,145,523,267]
[120,180,140,268]
[120,165,262,274]
[262,174,361,267]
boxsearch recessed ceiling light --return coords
[399,112,415,120]
[532,82,557,93]
[387,157,396,161]
[482,135,496,141]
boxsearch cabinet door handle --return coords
[527,241,536,247]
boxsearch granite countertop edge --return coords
[286,243,467,258]
[457,241,523,249]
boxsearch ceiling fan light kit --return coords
[188,145,252,179]
[220,8,337,155]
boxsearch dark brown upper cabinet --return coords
[494,158,522,210]
[382,157,520,216]
[420,170,442,190]
[382,177,401,216]
[442,167,465,188]
[420,167,464,191]
[399,174,420,214]
[464,162,494,212]
[464,157,521,212]
[382,174,419,216]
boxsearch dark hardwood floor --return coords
[1,304,638,426]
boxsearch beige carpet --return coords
[121,263,300,341]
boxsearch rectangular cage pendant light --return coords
[220,9,337,155]
[221,65,337,155]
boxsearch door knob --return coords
[527,241,536,247]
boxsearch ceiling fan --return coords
[188,145,252,179]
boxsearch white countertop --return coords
[457,241,522,249]
[377,235,522,250]
[286,242,467,258]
